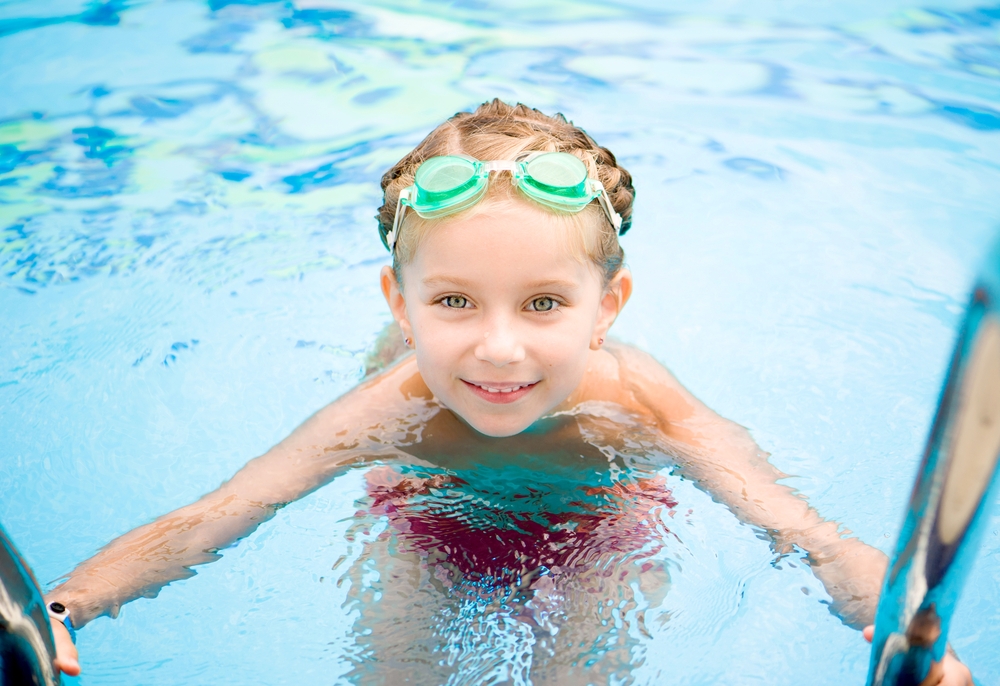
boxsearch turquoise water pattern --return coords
[2,0,1000,684]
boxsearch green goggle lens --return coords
[407,156,488,218]
[521,153,589,200]
[414,156,479,197]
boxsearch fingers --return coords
[51,621,81,677]
[940,654,974,686]
[917,655,973,686]
[861,627,972,686]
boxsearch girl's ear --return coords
[591,268,633,350]
[381,265,414,342]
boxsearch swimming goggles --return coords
[384,152,624,252]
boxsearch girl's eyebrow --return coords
[421,276,475,289]
[421,276,579,291]
[523,278,579,291]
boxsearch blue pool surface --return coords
[2,0,1000,683]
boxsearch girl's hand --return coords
[863,626,973,686]
[51,620,81,677]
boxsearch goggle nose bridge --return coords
[482,160,519,175]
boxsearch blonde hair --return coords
[377,99,635,285]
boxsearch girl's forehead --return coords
[410,199,600,262]
[404,203,604,291]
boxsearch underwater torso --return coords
[340,403,704,685]
[359,404,684,586]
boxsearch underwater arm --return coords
[605,342,887,629]
[47,357,431,628]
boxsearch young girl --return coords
[47,100,970,684]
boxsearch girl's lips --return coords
[462,380,538,404]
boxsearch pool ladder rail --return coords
[0,523,59,686]
[867,238,1000,686]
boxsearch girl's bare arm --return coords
[600,342,888,629]
[48,357,432,627]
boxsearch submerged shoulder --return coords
[297,355,432,444]
[353,353,431,405]
[583,341,706,437]
[242,354,438,482]
[601,340,680,388]
[575,342,684,412]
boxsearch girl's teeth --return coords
[480,384,524,393]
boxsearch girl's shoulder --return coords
[575,342,688,413]
[574,341,715,446]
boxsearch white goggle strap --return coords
[591,180,623,233]
[387,187,413,253]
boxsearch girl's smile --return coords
[462,379,539,404]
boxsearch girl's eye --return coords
[529,297,557,312]
[442,295,469,309]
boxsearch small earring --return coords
[598,338,604,346]
[405,337,412,347]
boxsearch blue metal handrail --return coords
[867,237,1000,686]
[0,523,59,686]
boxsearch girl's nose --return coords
[474,321,526,367]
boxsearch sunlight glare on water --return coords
[2,0,1000,684]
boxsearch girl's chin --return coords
[452,407,541,438]
[469,418,536,438]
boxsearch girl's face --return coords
[382,199,631,437]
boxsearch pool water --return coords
[2,0,1000,684]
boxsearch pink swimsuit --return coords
[364,465,681,583]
